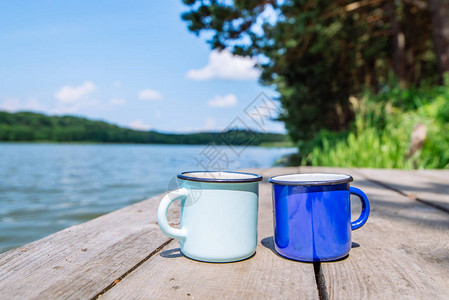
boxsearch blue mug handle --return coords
[350,187,370,230]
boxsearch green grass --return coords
[301,80,449,169]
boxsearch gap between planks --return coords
[314,262,329,300]
[351,169,449,214]
[93,177,318,299]
[298,166,449,298]
[91,238,173,300]
[95,167,447,299]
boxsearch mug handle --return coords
[350,187,370,230]
[157,188,188,240]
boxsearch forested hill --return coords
[0,111,289,145]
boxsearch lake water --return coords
[0,143,295,253]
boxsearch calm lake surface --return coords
[0,143,295,253]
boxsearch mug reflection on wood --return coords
[269,173,370,262]
[157,171,262,263]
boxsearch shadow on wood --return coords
[160,248,183,259]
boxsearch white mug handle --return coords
[157,188,188,240]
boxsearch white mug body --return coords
[157,171,262,263]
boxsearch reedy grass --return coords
[301,81,449,169]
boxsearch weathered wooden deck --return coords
[0,167,448,299]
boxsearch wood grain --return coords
[100,178,318,300]
[1,167,448,299]
[355,168,449,212]
[300,167,449,299]
[0,194,178,299]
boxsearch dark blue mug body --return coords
[269,174,370,262]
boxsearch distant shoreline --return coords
[0,111,291,146]
[0,141,295,148]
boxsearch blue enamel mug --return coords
[268,173,370,262]
[157,171,262,263]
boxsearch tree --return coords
[0,111,288,144]
[429,0,449,82]
[181,0,442,142]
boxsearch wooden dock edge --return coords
[0,167,448,299]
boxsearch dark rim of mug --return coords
[178,171,263,183]
[268,173,353,186]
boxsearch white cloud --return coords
[208,94,237,108]
[51,106,80,114]
[138,89,163,101]
[52,97,125,114]
[52,81,122,114]
[51,98,101,114]
[113,81,122,88]
[0,98,46,112]
[186,49,260,80]
[54,81,96,103]
[171,117,219,133]
[24,98,45,111]
[203,117,216,130]
[129,119,151,131]
[109,98,126,106]
[0,98,20,112]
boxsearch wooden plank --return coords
[2,166,446,299]
[0,194,179,299]
[300,167,449,299]
[100,179,318,299]
[355,168,449,212]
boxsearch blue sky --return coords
[0,1,284,133]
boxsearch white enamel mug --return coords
[157,171,262,263]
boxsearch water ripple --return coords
[0,143,295,253]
